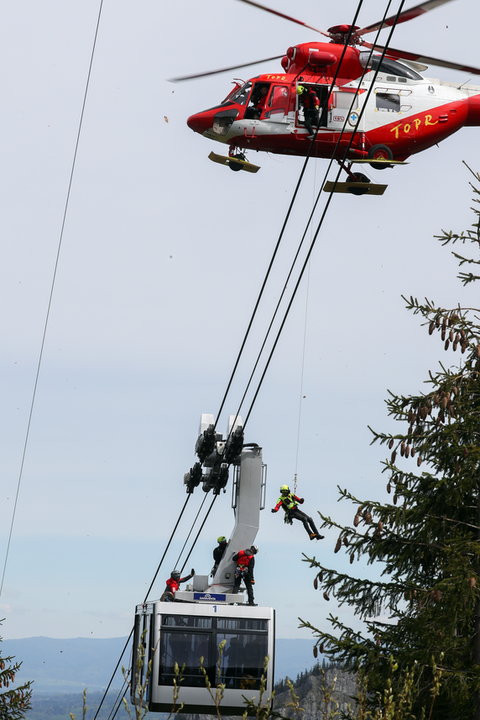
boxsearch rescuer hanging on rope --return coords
[232,546,257,606]
[271,485,323,540]
[160,568,195,602]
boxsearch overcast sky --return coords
[1,0,480,651]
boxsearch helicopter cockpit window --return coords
[359,52,423,80]
[376,92,401,112]
[225,81,252,106]
[245,83,271,118]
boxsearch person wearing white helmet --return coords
[271,484,323,540]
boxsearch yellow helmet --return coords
[296,85,305,95]
[217,535,226,543]
[280,485,290,494]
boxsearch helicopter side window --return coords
[263,85,290,118]
[376,92,400,112]
[226,82,252,106]
[333,91,358,111]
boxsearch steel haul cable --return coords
[214,0,366,429]
[99,3,406,718]
[242,2,406,430]
[226,26,386,435]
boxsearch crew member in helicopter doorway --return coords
[297,84,321,139]
[271,485,324,540]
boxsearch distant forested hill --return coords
[4,635,318,693]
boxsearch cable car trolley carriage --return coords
[131,414,275,716]
[133,601,275,715]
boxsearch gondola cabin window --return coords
[159,614,269,690]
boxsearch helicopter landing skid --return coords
[323,175,388,196]
[352,158,408,169]
[324,162,387,196]
[208,151,260,174]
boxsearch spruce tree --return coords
[301,173,480,719]
[0,627,32,719]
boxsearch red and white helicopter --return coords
[176,0,480,194]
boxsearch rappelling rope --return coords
[293,161,316,496]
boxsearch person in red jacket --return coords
[232,547,257,606]
[161,568,195,602]
[271,485,323,540]
[297,85,321,139]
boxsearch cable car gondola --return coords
[133,601,275,715]
[131,415,275,716]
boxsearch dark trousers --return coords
[304,109,320,135]
[289,508,319,537]
[233,567,254,604]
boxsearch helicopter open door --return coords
[133,602,275,715]
[296,83,330,130]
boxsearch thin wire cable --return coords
[0,0,106,599]
[293,251,311,494]
[293,160,317,492]
[214,2,365,429]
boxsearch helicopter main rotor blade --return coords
[363,40,480,76]
[169,55,283,82]
[356,0,456,38]
[237,0,330,37]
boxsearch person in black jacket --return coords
[211,536,228,576]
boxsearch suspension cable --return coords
[241,1,405,430]
[99,4,405,718]
[214,2,365,430]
